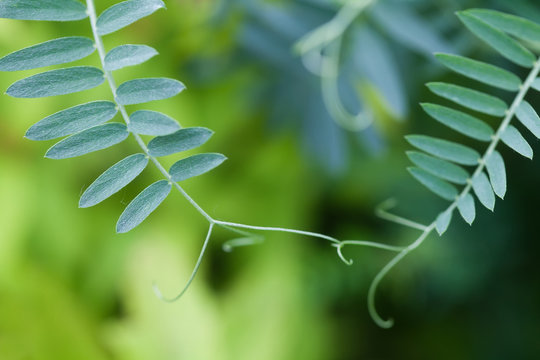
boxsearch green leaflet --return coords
[458,11,535,68]
[45,123,129,159]
[97,0,165,36]
[116,78,185,105]
[116,180,171,233]
[6,66,104,98]
[26,101,117,141]
[408,167,458,201]
[515,101,540,139]
[485,150,506,199]
[457,193,476,225]
[435,53,521,91]
[532,78,540,92]
[129,110,180,136]
[104,45,158,71]
[147,127,213,157]
[501,125,533,159]
[79,154,149,208]
[421,103,494,141]
[435,210,452,235]
[170,153,227,182]
[406,151,469,184]
[472,172,495,211]
[0,0,88,21]
[0,37,95,72]
[466,9,540,44]
[406,135,480,166]
[426,82,507,117]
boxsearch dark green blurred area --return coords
[1,0,540,359]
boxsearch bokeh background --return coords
[1,0,540,359]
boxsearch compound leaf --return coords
[0,0,88,21]
[45,123,129,159]
[26,101,117,141]
[0,37,95,72]
[116,180,171,233]
[515,101,540,139]
[472,172,496,211]
[97,0,165,36]
[457,193,476,225]
[435,210,453,235]
[79,153,149,208]
[421,103,494,141]
[147,127,213,157]
[116,78,185,105]
[408,167,458,201]
[435,53,521,91]
[406,135,480,166]
[426,82,507,117]
[466,9,540,44]
[104,44,158,71]
[6,66,104,98]
[170,153,227,182]
[485,150,507,199]
[407,151,469,184]
[458,11,535,68]
[501,125,533,159]
[129,110,180,136]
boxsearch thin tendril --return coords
[152,223,215,302]
[375,198,428,231]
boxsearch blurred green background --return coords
[1,0,540,359]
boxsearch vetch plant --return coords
[2,1,540,328]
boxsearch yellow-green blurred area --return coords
[1,0,540,359]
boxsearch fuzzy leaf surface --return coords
[104,44,158,71]
[0,0,88,21]
[26,101,117,141]
[116,78,185,105]
[6,66,104,98]
[147,127,213,157]
[170,153,227,182]
[79,153,149,208]
[129,110,180,136]
[97,0,165,36]
[435,53,521,91]
[0,37,95,72]
[45,123,128,159]
[406,135,480,166]
[116,180,171,233]
[426,82,507,117]
[501,125,533,158]
[485,150,507,199]
[421,103,494,141]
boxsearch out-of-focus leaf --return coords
[97,0,165,36]
[79,154,149,208]
[426,82,507,117]
[435,210,452,235]
[406,135,480,166]
[458,11,535,68]
[0,0,88,21]
[6,67,104,98]
[104,45,158,71]
[26,101,117,141]
[0,37,95,71]
[147,127,213,157]
[45,123,129,159]
[116,78,185,105]
[116,180,171,233]
[435,54,521,91]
